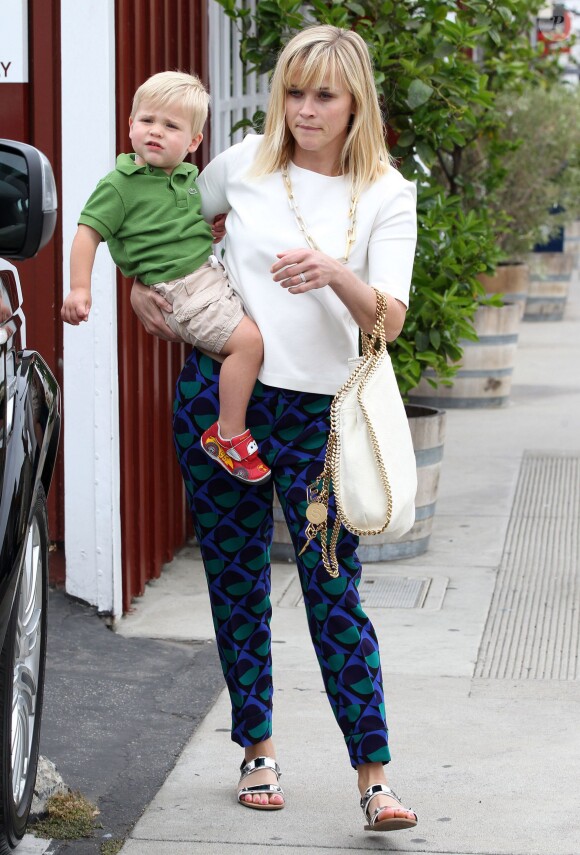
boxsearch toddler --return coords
[61,71,269,484]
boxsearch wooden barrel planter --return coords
[408,302,521,409]
[564,221,580,283]
[271,404,446,563]
[523,251,574,322]
[477,262,529,319]
[358,404,446,561]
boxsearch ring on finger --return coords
[298,272,307,284]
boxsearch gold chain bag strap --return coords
[301,289,417,577]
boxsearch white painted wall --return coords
[61,0,122,616]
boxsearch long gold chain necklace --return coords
[281,164,359,264]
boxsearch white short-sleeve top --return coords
[197,134,417,395]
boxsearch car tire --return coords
[0,487,49,852]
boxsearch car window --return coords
[0,346,17,445]
[0,272,18,445]
[0,270,23,353]
[0,150,29,255]
[0,346,4,447]
[0,272,15,320]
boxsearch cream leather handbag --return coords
[302,290,417,577]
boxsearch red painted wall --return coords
[115,0,208,611]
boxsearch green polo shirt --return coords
[78,153,213,285]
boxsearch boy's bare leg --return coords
[217,316,263,439]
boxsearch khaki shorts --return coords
[153,256,245,354]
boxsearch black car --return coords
[0,140,60,851]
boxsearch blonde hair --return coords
[253,26,390,194]
[131,71,209,137]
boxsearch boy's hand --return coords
[61,289,92,324]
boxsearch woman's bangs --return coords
[284,48,344,93]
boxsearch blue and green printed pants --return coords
[173,349,391,768]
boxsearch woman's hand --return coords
[130,280,181,342]
[211,213,227,243]
[271,249,344,294]
[271,248,406,340]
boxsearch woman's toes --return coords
[376,806,395,820]
[375,801,415,822]
[237,758,284,809]
[249,793,283,806]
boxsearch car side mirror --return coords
[0,139,58,260]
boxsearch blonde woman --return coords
[131,25,418,832]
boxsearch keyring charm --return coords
[306,501,327,525]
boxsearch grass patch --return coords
[32,790,99,839]
[101,840,125,855]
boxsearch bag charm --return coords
[298,479,330,557]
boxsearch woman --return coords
[131,25,418,833]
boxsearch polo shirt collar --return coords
[115,153,198,178]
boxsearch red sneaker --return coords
[200,422,271,484]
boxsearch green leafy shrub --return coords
[474,84,580,259]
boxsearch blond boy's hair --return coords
[131,71,210,137]
[252,26,390,195]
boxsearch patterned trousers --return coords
[173,349,391,768]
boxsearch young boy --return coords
[62,71,269,484]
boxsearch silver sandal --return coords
[237,756,285,811]
[360,784,417,832]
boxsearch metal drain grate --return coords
[475,451,580,680]
[278,573,442,610]
[359,575,430,609]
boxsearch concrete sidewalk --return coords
[115,281,580,855]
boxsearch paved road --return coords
[36,588,223,854]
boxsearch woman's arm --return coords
[197,148,232,222]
